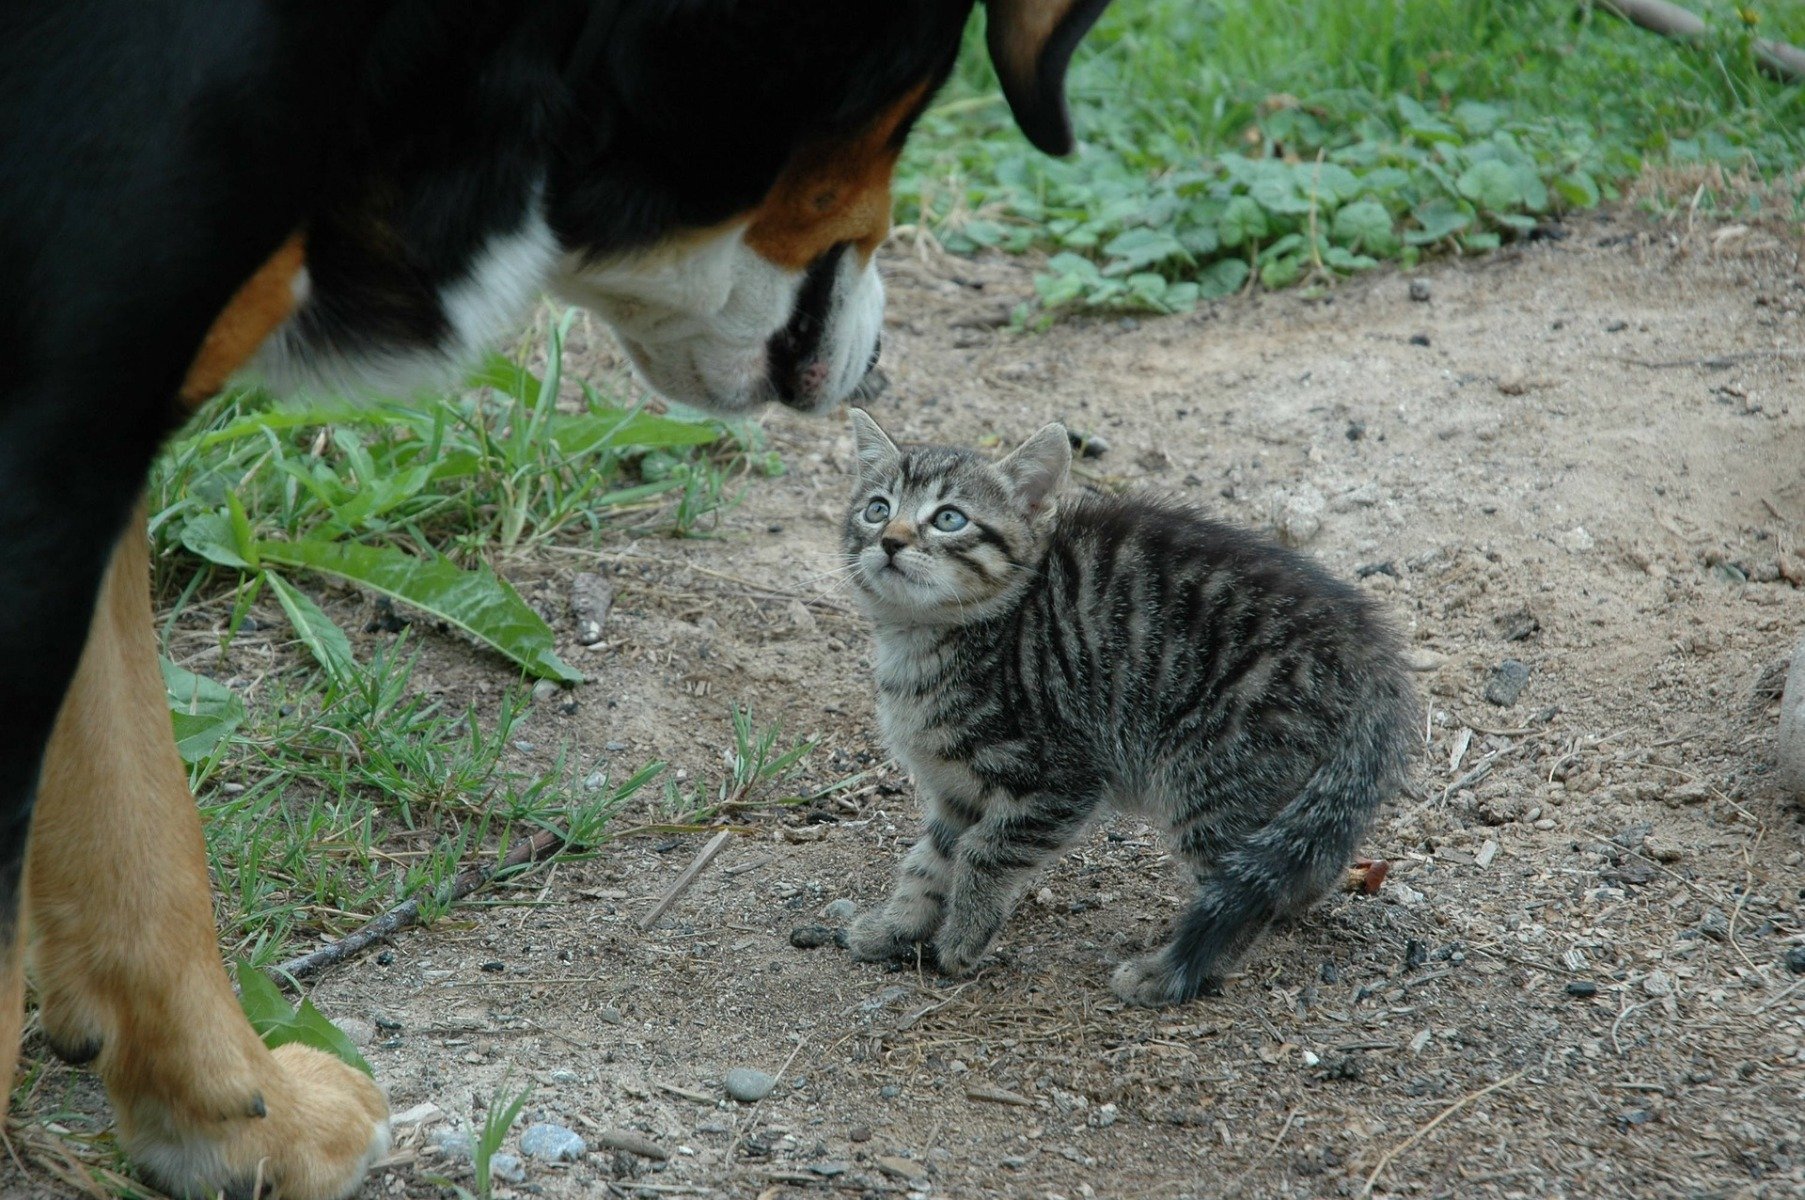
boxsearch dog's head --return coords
[548,0,1113,415]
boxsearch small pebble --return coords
[520,1122,587,1162]
[1783,946,1805,975]
[531,679,561,701]
[1408,332,1431,347]
[1642,971,1674,998]
[335,1017,376,1047]
[1408,279,1432,303]
[1484,660,1531,707]
[434,1129,474,1162]
[880,1084,902,1099]
[489,1153,525,1184]
[822,899,858,921]
[549,1069,580,1085]
[605,740,628,752]
[811,1162,852,1178]
[724,1068,777,1103]
[849,1125,873,1143]
[1565,980,1598,998]
[790,925,837,950]
[1698,907,1730,942]
[1271,485,1326,548]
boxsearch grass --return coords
[898,0,1805,315]
[148,314,812,974]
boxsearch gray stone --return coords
[334,1017,376,1046]
[532,679,562,702]
[822,899,858,921]
[724,1068,776,1103]
[1698,907,1730,942]
[1409,279,1432,303]
[520,1122,587,1162]
[1271,485,1326,547]
[489,1153,526,1184]
[810,1162,852,1178]
[434,1129,474,1162]
[1484,660,1531,706]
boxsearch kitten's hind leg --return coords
[849,793,978,964]
[931,796,1090,977]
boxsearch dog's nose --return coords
[881,536,905,559]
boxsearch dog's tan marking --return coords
[744,82,931,270]
[179,233,306,407]
[22,504,387,1200]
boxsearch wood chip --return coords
[1475,839,1499,869]
[876,1156,927,1181]
[1344,858,1391,895]
[592,1129,671,1161]
[965,1082,1035,1107]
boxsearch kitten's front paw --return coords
[848,910,935,963]
[928,926,993,978]
[1110,952,1206,1007]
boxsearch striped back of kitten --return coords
[841,409,1418,1005]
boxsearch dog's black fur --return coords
[0,0,1006,916]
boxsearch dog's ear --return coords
[984,0,1114,156]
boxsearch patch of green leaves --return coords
[236,961,373,1076]
[899,0,1805,316]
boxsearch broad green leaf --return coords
[549,410,721,457]
[237,962,373,1077]
[163,657,245,764]
[1332,199,1398,254]
[264,571,358,686]
[1195,257,1250,299]
[179,512,252,570]
[1102,227,1188,273]
[255,539,581,684]
[1456,160,1522,212]
[226,493,260,570]
[1407,197,1473,245]
[1218,196,1268,248]
[1554,170,1601,208]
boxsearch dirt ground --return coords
[11,209,1805,1200]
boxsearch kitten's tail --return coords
[1168,674,1416,998]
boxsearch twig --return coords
[1596,0,1805,82]
[638,830,733,931]
[273,827,567,984]
[1361,1070,1525,1196]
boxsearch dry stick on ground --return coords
[1361,1070,1527,1196]
[1596,0,1805,82]
[638,829,733,930]
[273,826,568,983]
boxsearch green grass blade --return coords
[263,570,358,687]
[255,538,582,683]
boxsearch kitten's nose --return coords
[881,536,905,559]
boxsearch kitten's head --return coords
[843,409,1071,624]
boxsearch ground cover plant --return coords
[896,0,1805,315]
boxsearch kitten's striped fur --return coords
[842,410,1418,1006]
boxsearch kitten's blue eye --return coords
[932,507,969,532]
[863,497,891,523]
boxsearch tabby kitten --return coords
[841,410,1417,1006]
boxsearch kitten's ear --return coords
[998,422,1072,516]
[848,407,901,484]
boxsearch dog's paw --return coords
[127,1043,389,1200]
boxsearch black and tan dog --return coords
[0,2,1113,1196]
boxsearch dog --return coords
[0,2,1113,1196]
